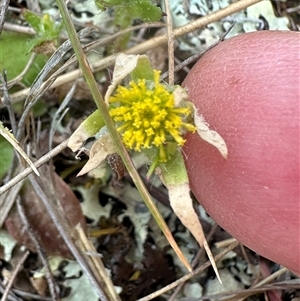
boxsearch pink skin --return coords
[183,31,300,275]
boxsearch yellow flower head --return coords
[109,70,196,162]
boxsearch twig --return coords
[0,138,69,196]
[15,197,59,301]
[0,180,24,228]
[239,243,252,265]
[253,267,289,287]
[174,57,190,74]
[137,240,240,301]
[168,223,219,301]
[215,237,238,249]
[5,0,263,104]
[286,4,300,13]
[161,22,236,81]
[0,250,30,301]
[0,0,9,35]
[49,83,75,150]
[163,0,175,86]
[28,174,110,301]
[203,270,294,301]
[172,280,300,300]
[0,281,21,301]
[75,224,122,301]
[10,289,52,301]
[2,22,36,35]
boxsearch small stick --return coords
[0,139,69,196]
[28,174,110,301]
[163,0,175,86]
[0,0,9,35]
[0,250,30,301]
[75,225,121,301]
[16,197,59,301]
[161,22,236,81]
[215,237,238,248]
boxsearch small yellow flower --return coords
[109,70,196,162]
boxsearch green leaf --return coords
[0,135,14,180]
[22,10,63,53]
[23,9,44,33]
[130,0,162,22]
[95,0,162,28]
[94,0,123,10]
[95,0,161,49]
[0,31,47,85]
[131,56,154,82]
[68,110,106,152]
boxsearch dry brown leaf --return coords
[193,105,228,159]
[77,133,117,176]
[168,183,222,283]
[5,169,86,258]
[104,53,140,105]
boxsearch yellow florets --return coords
[109,70,196,162]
